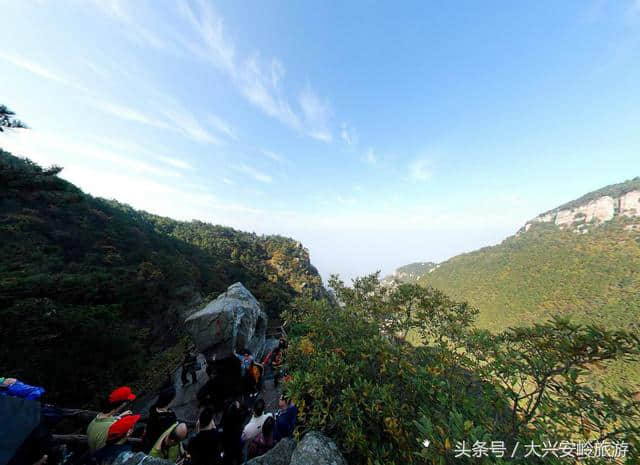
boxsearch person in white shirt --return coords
[241,399,272,443]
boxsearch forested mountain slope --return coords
[425,221,640,332]
[0,149,323,406]
[396,179,640,388]
[418,178,640,332]
[381,261,438,285]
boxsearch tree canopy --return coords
[0,104,28,131]
[283,273,640,464]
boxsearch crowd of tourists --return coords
[4,338,297,465]
[84,386,297,465]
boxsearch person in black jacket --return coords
[187,408,221,465]
[274,394,297,440]
[142,387,177,453]
[181,352,199,386]
[221,401,245,465]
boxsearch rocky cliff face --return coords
[522,188,640,234]
[620,190,640,217]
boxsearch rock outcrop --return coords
[620,190,640,217]
[521,188,640,234]
[112,434,343,465]
[245,438,297,465]
[185,283,268,359]
[289,432,348,465]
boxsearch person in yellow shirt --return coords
[86,386,137,453]
[149,422,188,462]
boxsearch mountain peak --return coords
[521,177,640,235]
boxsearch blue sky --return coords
[1,0,640,282]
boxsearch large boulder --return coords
[245,437,297,465]
[290,432,348,465]
[185,283,268,359]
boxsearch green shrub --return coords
[283,275,640,464]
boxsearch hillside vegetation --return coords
[424,221,640,333]
[398,180,640,389]
[0,149,323,406]
[284,274,640,464]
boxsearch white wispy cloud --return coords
[232,164,273,183]
[237,52,302,130]
[1,50,218,146]
[299,86,332,142]
[0,130,250,228]
[0,52,89,92]
[408,158,433,182]
[340,122,358,146]
[85,97,170,129]
[159,102,222,145]
[91,136,194,172]
[262,149,285,164]
[177,0,332,142]
[88,0,127,21]
[207,113,237,140]
[177,0,236,73]
[89,96,221,145]
[82,59,112,80]
[364,148,377,165]
[88,0,169,51]
[6,128,281,228]
[83,0,335,143]
[157,156,192,170]
[1,130,181,179]
[127,91,224,145]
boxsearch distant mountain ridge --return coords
[382,261,439,285]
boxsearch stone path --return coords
[137,350,282,427]
[261,365,282,413]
